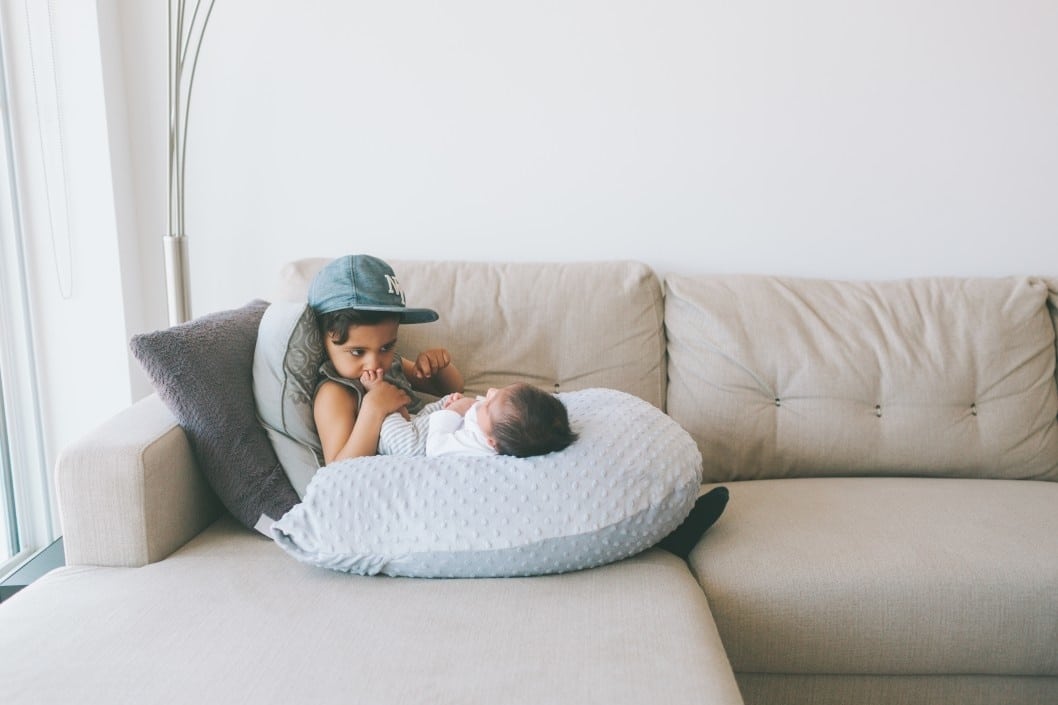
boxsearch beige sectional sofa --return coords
[1,259,1056,705]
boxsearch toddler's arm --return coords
[314,379,410,463]
[404,348,464,398]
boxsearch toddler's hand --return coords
[413,348,452,380]
[359,368,386,391]
[442,392,464,409]
[361,379,410,416]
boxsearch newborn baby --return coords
[361,372,577,458]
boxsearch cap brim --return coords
[347,305,439,324]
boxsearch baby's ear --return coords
[487,437,498,449]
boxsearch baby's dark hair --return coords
[491,384,578,458]
[317,308,400,344]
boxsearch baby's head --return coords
[478,383,577,458]
[308,255,437,376]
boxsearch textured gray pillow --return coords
[272,388,703,577]
[129,300,300,534]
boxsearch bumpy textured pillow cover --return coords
[271,388,703,578]
[129,300,301,535]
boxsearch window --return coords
[0,22,55,578]
[1,389,15,563]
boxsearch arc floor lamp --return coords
[166,0,215,326]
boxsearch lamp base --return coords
[163,234,191,325]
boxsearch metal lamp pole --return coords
[166,0,215,325]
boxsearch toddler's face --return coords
[325,319,400,381]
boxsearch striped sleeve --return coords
[377,399,446,456]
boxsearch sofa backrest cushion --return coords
[274,258,667,408]
[665,275,1058,482]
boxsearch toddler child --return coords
[308,254,465,463]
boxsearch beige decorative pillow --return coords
[665,275,1058,482]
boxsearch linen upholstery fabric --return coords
[272,388,703,577]
[252,301,326,496]
[0,517,745,705]
[55,394,221,566]
[665,275,1058,481]
[274,258,667,408]
[689,477,1058,675]
[129,300,300,533]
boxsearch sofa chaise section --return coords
[0,259,745,705]
[2,510,743,705]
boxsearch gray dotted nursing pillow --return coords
[271,387,702,578]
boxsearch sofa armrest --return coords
[55,394,222,567]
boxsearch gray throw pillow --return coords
[252,302,326,497]
[129,300,300,535]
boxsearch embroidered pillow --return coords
[252,302,326,497]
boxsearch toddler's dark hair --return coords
[317,308,400,345]
[492,384,578,458]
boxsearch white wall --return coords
[143,0,1058,319]
[0,0,1046,635]
[12,0,1058,471]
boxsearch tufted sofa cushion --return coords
[665,275,1058,481]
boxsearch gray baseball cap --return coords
[307,254,439,323]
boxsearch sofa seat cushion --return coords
[0,517,743,705]
[689,477,1058,676]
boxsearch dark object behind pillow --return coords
[129,300,300,533]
